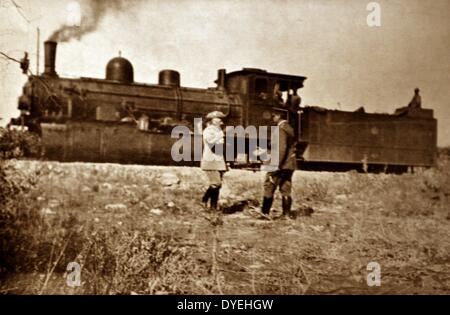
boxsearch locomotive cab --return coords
[224,68,307,130]
[219,69,307,167]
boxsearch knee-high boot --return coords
[282,196,292,216]
[210,187,220,210]
[202,186,214,206]
[261,197,273,215]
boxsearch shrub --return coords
[0,128,42,159]
[0,159,41,276]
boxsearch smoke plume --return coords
[49,0,140,42]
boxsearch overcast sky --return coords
[1,0,449,146]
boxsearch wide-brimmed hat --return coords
[206,111,226,121]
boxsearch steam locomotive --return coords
[11,41,437,172]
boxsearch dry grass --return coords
[1,154,449,294]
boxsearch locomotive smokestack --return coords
[216,69,226,90]
[44,41,58,76]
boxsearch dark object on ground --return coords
[221,200,249,214]
[294,205,314,217]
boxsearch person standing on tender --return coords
[201,111,228,210]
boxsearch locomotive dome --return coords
[106,56,134,83]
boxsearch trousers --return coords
[204,170,225,188]
[263,170,294,198]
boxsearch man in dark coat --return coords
[261,112,297,218]
[286,88,301,137]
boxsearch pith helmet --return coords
[206,111,226,121]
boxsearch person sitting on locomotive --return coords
[408,88,422,109]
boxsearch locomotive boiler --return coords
[11,41,438,172]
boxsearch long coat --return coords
[268,120,297,171]
[278,120,297,170]
[200,125,227,171]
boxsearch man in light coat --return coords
[201,111,228,210]
[261,112,297,218]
